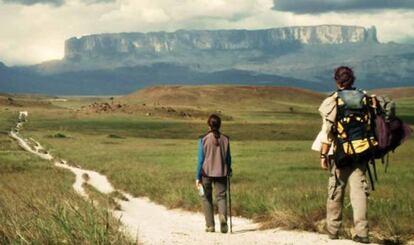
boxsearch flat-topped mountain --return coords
[65,25,378,60]
[0,25,413,95]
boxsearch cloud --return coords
[0,0,273,64]
[273,0,414,14]
[1,0,113,7]
[81,0,114,5]
[2,0,64,6]
[0,0,414,65]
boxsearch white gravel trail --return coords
[10,112,368,245]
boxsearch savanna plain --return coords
[1,86,413,244]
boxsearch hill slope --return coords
[370,87,414,99]
[120,85,324,108]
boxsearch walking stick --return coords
[367,160,375,191]
[227,175,233,233]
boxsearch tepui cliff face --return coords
[4,24,411,95]
[64,25,378,60]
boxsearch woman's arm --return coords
[196,138,204,181]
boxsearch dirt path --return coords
[10,112,367,245]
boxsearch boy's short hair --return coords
[335,66,355,88]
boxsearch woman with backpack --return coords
[319,66,373,244]
[195,114,232,233]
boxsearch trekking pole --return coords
[384,154,389,173]
[227,175,233,233]
[366,162,375,191]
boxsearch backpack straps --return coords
[335,91,377,191]
[334,94,358,159]
[364,94,378,190]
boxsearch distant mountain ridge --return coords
[58,25,379,72]
[0,25,413,95]
[65,25,378,60]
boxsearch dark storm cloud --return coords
[273,0,414,14]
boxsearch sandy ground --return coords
[9,112,370,245]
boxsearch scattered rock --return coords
[82,173,90,181]
[50,133,69,138]
[180,111,192,117]
[108,134,125,139]
[7,97,14,105]
[167,107,176,113]
[83,102,127,113]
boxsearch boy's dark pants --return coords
[201,176,227,228]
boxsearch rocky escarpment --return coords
[4,24,411,95]
[64,25,378,60]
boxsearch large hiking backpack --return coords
[333,89,377,167]
[373,95,412,163]
[332,90,412,190]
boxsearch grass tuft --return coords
[49,132,70,138]
[108,134,125,139]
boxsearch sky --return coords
[0,0,414,65]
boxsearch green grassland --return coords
[0,110,132,244]
[2,86,413,243]
[396,98,414,124]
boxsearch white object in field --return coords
[19,111,28,121]
[48,98,68,102]
[198,185,204,197]
[311,131,334,155]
